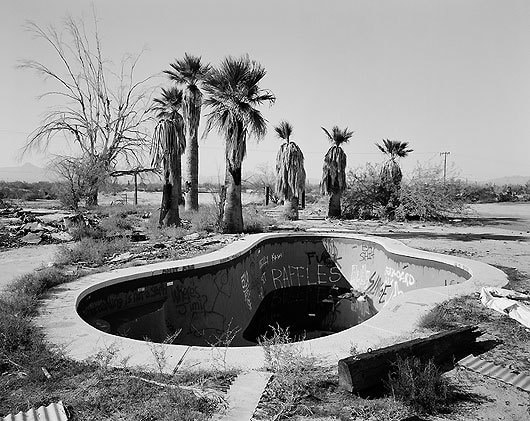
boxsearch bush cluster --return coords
[342,163,469,221]
[386,356,452,414]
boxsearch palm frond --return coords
[202,55,275,168]
[151,86,183,120]
[320,145,347,195]
[276,140,306,200]
[376,139,413,159]
[274,121,293,141]
[322,126,354,146]
[164,53,211,87]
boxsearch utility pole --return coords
[440,151,450,184]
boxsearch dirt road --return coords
[0,244,59,290]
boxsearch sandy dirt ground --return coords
[0,244,59,291]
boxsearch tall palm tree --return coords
[165,54,210,211]
[151,87,186,226]
[275,121,306,220]
[376,139,413,218]
[203,55,275,233]
[320,126,354,218]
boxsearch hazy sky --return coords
[1,0,529,182]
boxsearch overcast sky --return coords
[1,0,529,182]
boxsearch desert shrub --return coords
[243,205,274,233]
[0,268,73,368]
[258,324,318,419]
[343,163,468,221]
[400,164,467,220]
[68,221,104,241]
[10,267,74,298]
[182,205,219,233]
[419,295,491,331]
[56,237,129,265]
[342,163,385,219]
[97,207,135,236]
[386,356,451,414]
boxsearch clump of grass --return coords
[419,295,489,331]
[56,236,130,266]
[386,356,452,414]
[68,222,104,241]
[0,268,73,379]
[258,324,318,419]
[182,205,220,233]
[9,267,74,297]
[243,205,274,233]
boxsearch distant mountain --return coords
[0,163,52,182]
[486,175,530,185]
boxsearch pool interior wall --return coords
[78,235,470,347]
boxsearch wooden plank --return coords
[338,325,481,393]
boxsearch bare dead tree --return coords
[49,156,89,209]
[20,15,154,206]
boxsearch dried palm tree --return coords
[203,55,275,233]
[375,139,413,218]
[321,126,354,217]
[151,87,186,226]
[165,54,211,211]
[275,121,306,220]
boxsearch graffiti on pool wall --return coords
[350,264,374,291]
[322,238,343,268]
[169,283,208,315]
[240,270,252,310]
[356,266,418,306]
[359,244,375,261]
[377,266,417,305]
[265,264,343,289]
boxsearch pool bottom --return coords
[93,285,378,347]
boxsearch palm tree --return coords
[165,54,210,211]
[320,126,354,218]
[203,55,275,233]
[375,139,413,218]
[275,121,306,220]
[151,87,186,226]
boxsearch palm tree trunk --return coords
[183,133,199,211]
[283,196,299,220]
[222,165,243,233]
[159,153,181,226]
[328,192,341,218]
[183,90,201,211]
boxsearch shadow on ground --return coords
[372,231,528,242]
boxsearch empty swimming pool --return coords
[77,234,470,346]
[38,232,507,371]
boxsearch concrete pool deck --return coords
[36,232,508,372]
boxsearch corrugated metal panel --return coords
[2,401,68,421]
[458,355,530,392]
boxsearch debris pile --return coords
[0,206,78,248]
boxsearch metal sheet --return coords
[2,401,68,421]
[458,355,530,393]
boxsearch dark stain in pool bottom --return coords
[90,285,378,347]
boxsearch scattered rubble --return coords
[0,206,78,249]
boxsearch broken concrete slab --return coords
[20,232,42,245]
[22,222,45,232]
[50,232,74,242]
[183,232,201,241]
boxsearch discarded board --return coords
[338,325,481,393]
